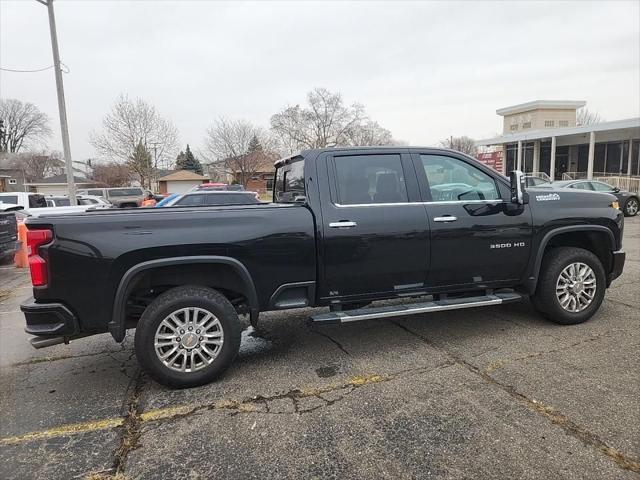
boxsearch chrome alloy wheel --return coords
[626,198,638,216]
[555,262,597,313]
[154,307,224,373]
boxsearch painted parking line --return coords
[0,373,389,446]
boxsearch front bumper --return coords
[21,297,79,337]
[607,250,626,286]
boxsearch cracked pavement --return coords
[0,218,638,479]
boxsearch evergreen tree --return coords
[127,141,153,189]
[247,134,262,154]
[175,144,203,174]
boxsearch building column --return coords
[587,131,595,180]
[550,136,557,181]
[533,140,540,173]
[516,140,523,171]
[501,144,507,175]
[628,139,633,176]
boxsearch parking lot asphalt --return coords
[0,218,638,480]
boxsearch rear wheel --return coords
[134,285,241,388]
[624,197,638,217]
[531,247,605,325]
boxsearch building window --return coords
[559,120,569,127]
[510,124,519,131]
[8,179,17,185]
[522,122,531,129]
[544,120,554,127]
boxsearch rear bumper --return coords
[20,297,79,337]
[607,250,626,286]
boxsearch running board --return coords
[310,292,523,324]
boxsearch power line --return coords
[0,62,69,73]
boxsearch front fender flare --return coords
[525,225,615,293]
[108,256,259,342]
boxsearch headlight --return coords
[611,201,620,210]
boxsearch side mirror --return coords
[613,187,620,193]
[509,170,529,205]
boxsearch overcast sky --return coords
[1,0,639,161]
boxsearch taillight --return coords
[27,229,53,287]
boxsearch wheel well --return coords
[544,231,612,273]
[124,263,252,324]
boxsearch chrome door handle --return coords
[433,216,457,223]
[329,221,357,228]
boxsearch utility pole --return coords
[36,0,76,204]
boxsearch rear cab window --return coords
[29,195,47,208]
[274,158,305,203]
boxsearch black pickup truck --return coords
[21,147,625,387]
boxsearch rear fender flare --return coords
[108,256,258,342]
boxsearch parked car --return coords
[0,204,20,264]
[46,195,112,208]
[77,187,145,208]
[524,176,551,187]
[155,193,180,207]
[163,190,261,206]
[551,179,639,217]
[19,147,626,388]
[0,192,47,210]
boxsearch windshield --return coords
[108,188,143,197]
[274,159,305,203]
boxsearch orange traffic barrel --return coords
[14,222,28,268]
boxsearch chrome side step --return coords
[310,292,523,324]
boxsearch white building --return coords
[476,101,640,184]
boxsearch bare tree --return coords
[0,99,52,153]
[91,161,133,187]
[90,94,179,172]
[344,120,394,146]
[11,150,64,181]
[204,118,276,185]
[439,136,477,156]
[270,88,398,154]
[576,108,603,126]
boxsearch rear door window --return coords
[332,154,408,205]
[87,189,104,196]
[569,182,593,190]
[1,195,19,205]
[175,194,204,206]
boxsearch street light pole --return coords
[36,0,76,205]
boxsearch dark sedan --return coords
[551,179,639,217]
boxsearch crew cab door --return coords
[318,150,429,301]
[412,151,532,289]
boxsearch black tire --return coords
[623,197,639,217]
[134,285,241,388]
[530,247,606,325]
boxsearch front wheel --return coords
[530,247,606,325]
[134,285,242,388]
[624,197,639,217]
